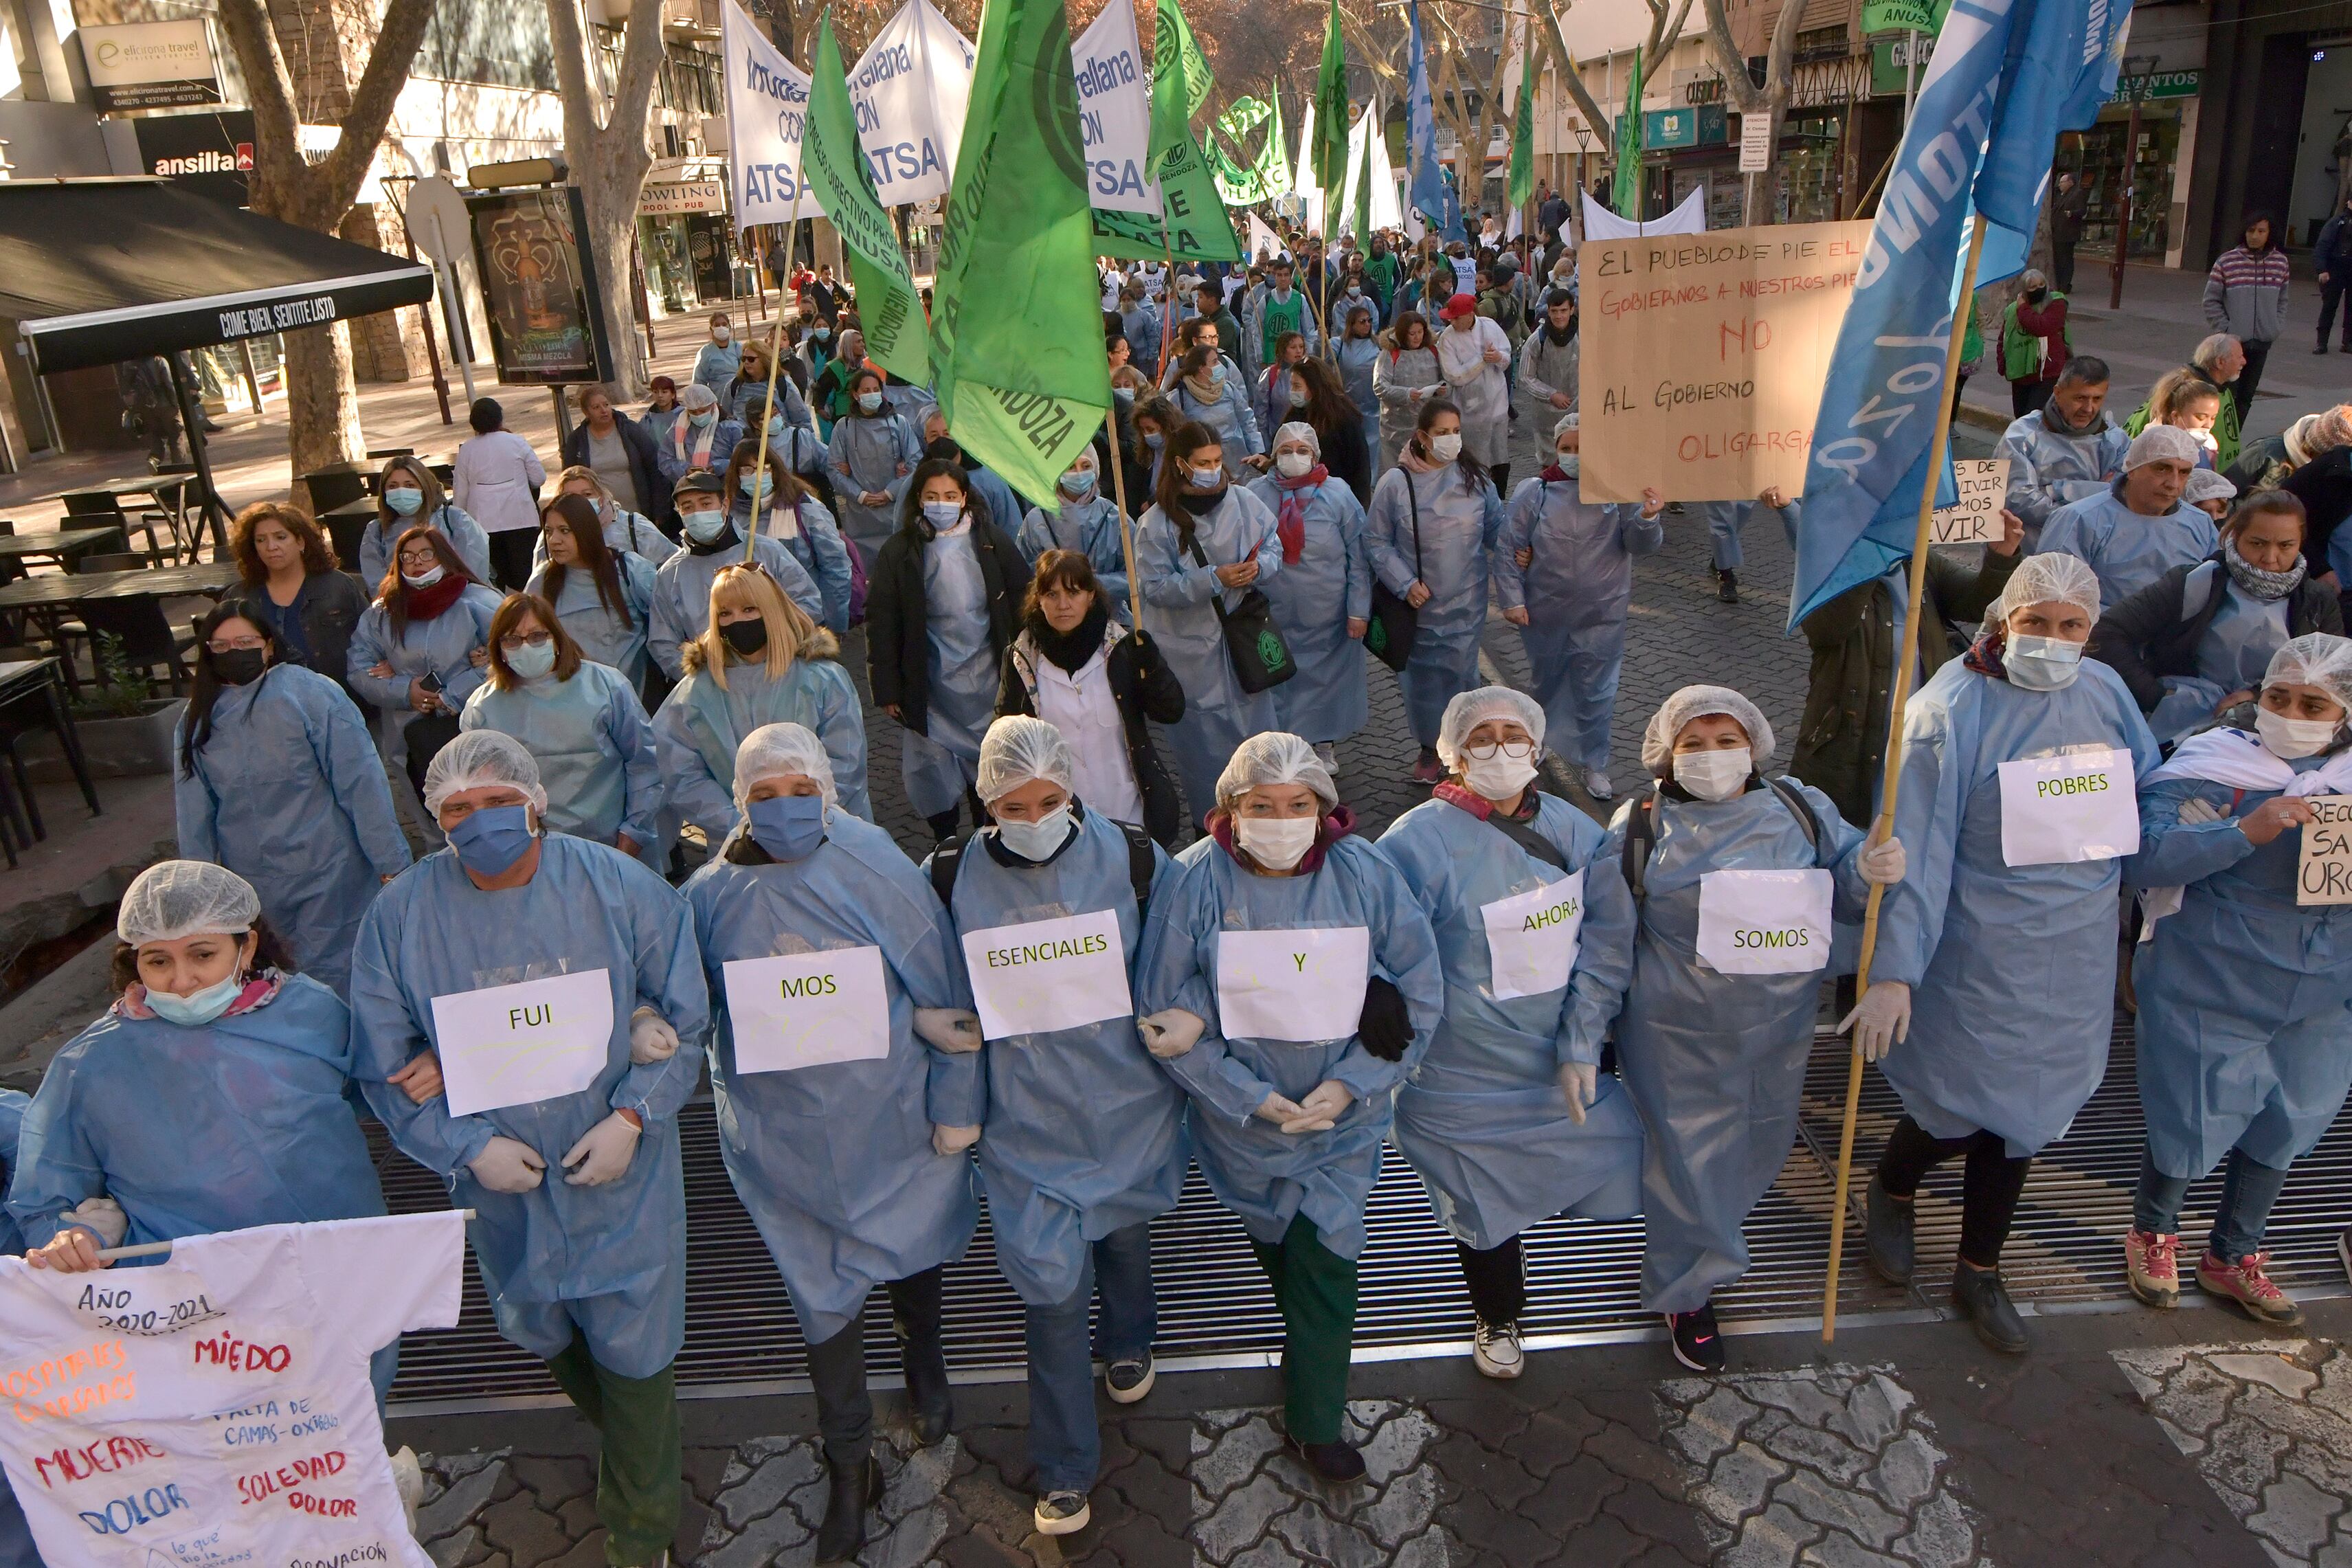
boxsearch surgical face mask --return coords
[713,326,732,344]
[506,639,557,680]
[746,793,827,860]
[1554,449,1580,478]
[447,803,537,877]
[739,471,771,503]
[401,565,445,590]
[2256,707,2340,760]
[1234,814,1319,871]
[213,648,267,686]
[1188,464,1224,491]
[923,500,965,529]
[384,486,425,517]
[765,416,786,439]
[1461,750,1538,799]
[2004,633,2084,691]
[146,970,246,1027]
[1429,432,1464,462]
[1060,467,1097,496]
[995,806,1073,861]
[681,507,731,544]
[814,326,832,341]
[857,392,884,414]
[1143,432,1165,453]
[1347,284,1363,298]
[1672,747,1752,802]
[690,410,717,428]
[1275,451,1314,479]
[721,618,770,656]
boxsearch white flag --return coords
[722,0,826,225]
[1335,108,1369,237]
[1246,210,1284,261]
[849,0,976,208]
[1071,0,1161,216]
[1364,99,1402,229]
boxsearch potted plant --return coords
[23,634,187,781]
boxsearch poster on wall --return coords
[79,19,221,111]
[464,186,615,385]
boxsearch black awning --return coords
[0,177,435,372]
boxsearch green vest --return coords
[1259,291,1306,365]
[2000,291,2070,382]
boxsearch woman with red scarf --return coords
[346,525,504,837]
[1246,421,1370,776]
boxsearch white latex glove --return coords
[629,1007,679,1065]
[1858,834,1907,886]
[914,1007,985,1054]
[2176,796,2226,827]
[1837,980,1912,1063]
[1254,1090,1308,1126]
[932,1123,981,1156]
[1281,1079,1352,1134]
[65,1196,127,1248]
[1137,1007,1206,1059]
[1557,1062,1595,1126]
[469,1136,548,1194]
[560,1113,642,1187]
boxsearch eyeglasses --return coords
[1462,738,1536,761]
[498,633,554,651]
[396,552,440,570]
[207,636,265,653]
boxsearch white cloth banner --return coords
[1216,926,1371,1042]
[1363,102,1402,231]
[1334,110,1370,237]
[850,0,975,209]
[723,0,821,225]
[1578,185,1706,240]
[1997,747,2140,866]
[1247,211,1286,260]
[1482,869,1584,1001]
[962,909,1134,1038]
[1694,869,1833,975]
[1071,0,1161,216]
[431,969,614,1116]
[724,948,893,1073]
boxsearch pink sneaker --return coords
[1411,749,1445,784]
[2125,1229,2180,1308]
[2197,1250,2304,1326]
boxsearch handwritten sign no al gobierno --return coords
[2298,796,2352,906]
[1579,221,1872,505]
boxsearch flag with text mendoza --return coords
[1404,0,1462,241]
[1790,0,2130,627]
[721,0,818,227]
[809,14,928,384]
[930,0,1110,502]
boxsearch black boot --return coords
[814,1453,882,1565]
[888,1268,953,1444]
[1866,1178,1915,1284]
[1951,1262,2028,1354]
[1715,569,1740,604]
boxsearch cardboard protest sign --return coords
[2298,796,2352,905]
[1931,458,2009,546]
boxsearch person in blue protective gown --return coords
[1998,356,2129,548]
[1856,551,2161,1356]
[1366,399,1508,784]
[461,593,662,868]
[526,493,660,684]
[654,561,871,837]
[1136,734,1444,1482]
[175,602,409,998]
[1682,491,1794,607]
[360,454,491,587]
[533,467,675,571]
[1605,686,1901,1374]
[1016,445,1131,611]
[724,440,855,636]
[683,722,978,1566]
[0,1087,36,1567]
[1246,421,1370,773]
[2033,425,2218,613]
[346,524,504,836]
[2119,634,2352,1325]
[1497,414,1667,803]
[1380,688,1645,1379]
[925,717,1183,1539]
[647,469,824,680]
[1134,422,1285,825]
[826,368,925,553]
[348,733,709,1568]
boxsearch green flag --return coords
[1313,0,1349,202]
[930,0,1108,503]
[1611,45,1642,217]
[1208,134,1267,205]
[1148,0,1212,171]
[805,15,927,385]
[1256,93,1291,197]
[1093,126,1243,262]
[1860,0,1951,34]
[1506,33,1536,212]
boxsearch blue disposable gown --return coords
[1169,373,1266,473]
[1874,656,2161,1156]
[8,976,386,1251]
[732,497,855,634]
[927,810,1186,1306]
[1366,463,1507,747]
[350,838,710,1379]
[653,652,872,835]
[174,664,410,998]
[0,1090,23,1256]
[899,529,999,818]
[647,531,823,680]
[1134,492,1285,821]
[1380,795,1644,1251]
[1016,495,1131,611]
[1244,473,1372,746]
[530,505,675,573]
[460,661,662,854]
[826,411,923,549]
[686,814,981,1343]
[1334,337,1382,459]
[1135,834,1444,1258]
[2035,486,2219,612]
[1496,477,1664,774]
[2124,757,2352,1176]
[1603,780,1871,1312]
[1998,410,2129,544]
[359,502,491,588]
[526,553,660,683]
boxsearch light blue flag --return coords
[1405,0,1464,242]
[1790,0,2129,627]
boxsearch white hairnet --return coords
[2124,424,2201,471]
[1215,732,1338,810]
[1640,686,1776,775]
[1270,420,1320,457]
[117,860,260,946]
[422,729,550,817]
[975,715,1076,803]
[1552,412,1579,439]
[2264,634,2352,713]
[2185,468,2238,507]
[1437,686,1547,770]
[1988,550,2102,627]
[732,721,836,809]
[677,383,718,412]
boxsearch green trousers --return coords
[545,1336,681,1567]
[1248,1218,1360,1445]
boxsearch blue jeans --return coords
[2133,1147,2292,1263]
[1025,1221,1157,1494]
[1707,502,1744,571]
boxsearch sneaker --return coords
[2318,343,2332,353]
[388,1446,423,1535]
[1472,1319,1524,1379]
[1584,768,1615,801]
[1288,1435,1367,1484]
[2197,1250,2304,1326]
[1314,741,1342,778]
[1411,747,1446,784]
[1667,1303,1725,1373]
[1950,1262,2028,1354]
[2125,1229,2181,1309]
[1715,570,1740,605]
[1035,1490,1092,1536]
[1104,1353,1155,1404]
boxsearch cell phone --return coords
[418,671,443,695]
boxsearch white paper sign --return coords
[962,909,1133,1038]
[1216,926,1371,1043]
[724,947,891,1073]
[2297,795,2352,905]
[432,970,614,1117]
[1482,870,1586,1000]
[1738,111,1771,173]
[1071,0,1161,216]
[1931,458,2011,545]
[1997,747,2139,866]
[1694,870,1833,975]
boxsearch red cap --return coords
[1439,293,1477,320]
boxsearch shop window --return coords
[1774,114,1846,224]
[2076,113,2178,258]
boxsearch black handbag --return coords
[402,707,463,800]
[1183,525,1295,694]
[1365,470,1423,672]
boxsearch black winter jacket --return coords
[996,620,1187,846]
[866,513,1024,734]
[2087,555,2343,713]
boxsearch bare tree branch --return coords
[315,0,436,214]
[1702,0,1808,221]
[1531,0,1613,145]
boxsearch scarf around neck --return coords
[1273,464,1329,563]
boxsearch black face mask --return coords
[214,649,267,686]
[2024,288,2048,304]
[721,619,770,656]
[924,436,966,469]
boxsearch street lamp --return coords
[1574,122,1591,204]
[2108,54,2160,311]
